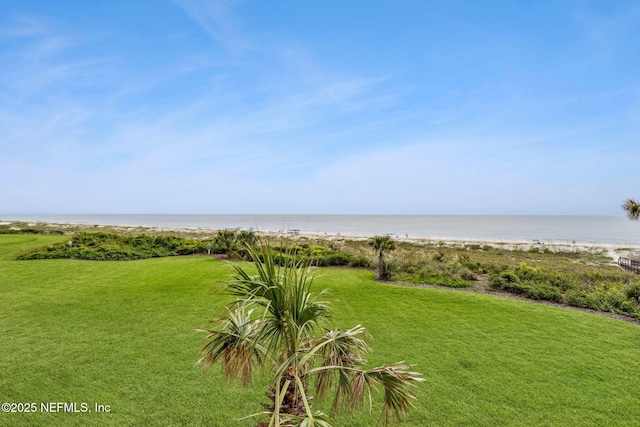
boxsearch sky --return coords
[1,0,639,215]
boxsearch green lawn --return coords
[1,235,639,426]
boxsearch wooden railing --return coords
[618,257,640,273]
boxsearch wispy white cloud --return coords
[1,1,411,197]
[172,0,251,53]
[279,137,639,215]
[2,1,639,214]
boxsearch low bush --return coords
[625,282,640,302]
[458,267,477,281]
[438,277,472,288]
[0,225,64,235]
[524,285,563,302]
[585,282,626,313]
[17,232,209,261]
[432,251,445,262]
[490,270,521,289]
[397,269,472,288]
[323,252,353,266]
[490,269,543,295]
[349,256,374,268]
[564,290,589,308]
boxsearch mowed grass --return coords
[1,235,640,426]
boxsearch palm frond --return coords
[358,363,424,424]
[368,235,396,253]
[196,307,264,386]
[622,198,640,221]
[308,326,370,405]
[225,240,332,357]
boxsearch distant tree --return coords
[235,230,258,259]
[622,199,640,221]
[368,235,396,280]
[237,230,257,246]
[213,230,237,254]
[212,229,257,257]
[197,242,423,427]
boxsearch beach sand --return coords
[4,219,638,262]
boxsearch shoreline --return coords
[3,219,639,260]
[2,214,640,246]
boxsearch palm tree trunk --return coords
[377,251,384,280]
[259,368,309,426]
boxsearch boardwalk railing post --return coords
[618,256,640,273]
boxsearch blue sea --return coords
[2,214,640,246]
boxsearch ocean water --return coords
[2,214,640,246]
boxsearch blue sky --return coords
[1,0,639,214]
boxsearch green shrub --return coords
[405,265,418,274]
[432,251,445,262]
[383,259,400,274]
[385,257,406,272]
[324,252,353,266]
[490,270,519,286]
[524,285,563,302]
[417,269,435,282]
[460,260,483,273]
[502,281,530,294]
[624,282,640,302]
[381,263,393,281]
[620,300,640,318]
[0,226,54,235]
[349,256,374,268]
[547,273,572,290]
[412,269,471,288]
[439,278,472,288]
[458,267,477,281]
[489,270,529,294]
[516,262,543,280]
[17,232,209,261]
[564,290,588,308]
[585,283,625,313]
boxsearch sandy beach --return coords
[4,219,639,262]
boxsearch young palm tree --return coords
[213,229,237,254]
[622,198,640,221]
[198,242,423,426]
[368,235,397,280]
